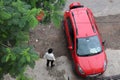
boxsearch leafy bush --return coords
[0,0,66,79]
[22,0,66,26]
[0,0,39,79]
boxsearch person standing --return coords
[43,48,55,68]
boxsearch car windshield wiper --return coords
[83,53,95,56]
[77,51,102,56]
[84,51,102,56]
[97,51,101,54]
[77,53,95,56]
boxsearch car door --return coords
[64,17,72,49]
[66,17,76,65]
[66,17,75,50]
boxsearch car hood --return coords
[77,52,106,75]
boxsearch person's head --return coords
[48,48,53,53]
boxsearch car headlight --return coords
[103,60,107,71]
[78,66,85,74]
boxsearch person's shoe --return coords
[51,64,55,68]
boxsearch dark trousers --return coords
[47,59,54,67]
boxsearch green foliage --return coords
[0,0,39,79]
[0,0,66,79]
[0,0,40,47]
[16,73,33,80]
[22,0,66,27]
[1,47,38,77]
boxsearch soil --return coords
[96,14,120,49]
[29,23,69,58]
[29,14,120,58]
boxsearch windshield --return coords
[77,35,102,56]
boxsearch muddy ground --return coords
[29,14,120,58]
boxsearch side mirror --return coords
[68,46,73,50]
[65,11,69,14]
[102,40,106,46]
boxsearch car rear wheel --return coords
[72,60,80,76]
[61,20,65,30]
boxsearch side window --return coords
[66,17,74,47]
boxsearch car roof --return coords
[70,8,97,38]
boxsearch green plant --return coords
[22,0,66,26]
[16,73,33,80]
[0,0,39,79]
[1,47,38,76]
[0,0,66,79]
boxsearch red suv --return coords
[63,2,107,77]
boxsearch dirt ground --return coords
[29,23,69,58]
[29,14,120,58]
[96,14,120,49]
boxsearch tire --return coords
[72,61,79,76]
[72,60,75,73]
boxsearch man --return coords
[43,48,55,67]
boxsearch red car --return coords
[63,2,107,77]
